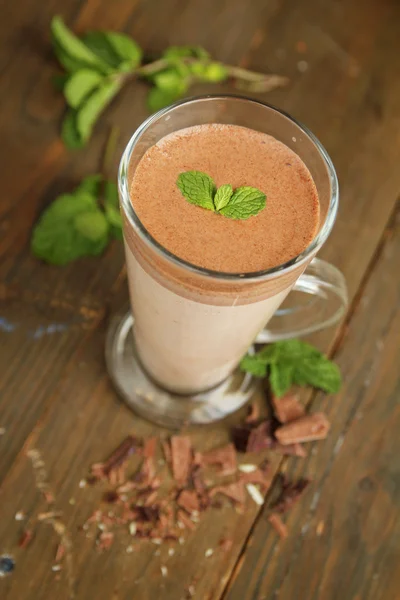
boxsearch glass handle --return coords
[255,258,348,344]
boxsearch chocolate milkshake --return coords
[124,124,320,394]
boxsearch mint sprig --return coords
[31,175,122,265]
[177,171,266,220]
[50,16,289,149]
[240,340,342,397]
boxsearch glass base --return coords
[105,312,257,429]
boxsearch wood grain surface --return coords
[0,0,399,599]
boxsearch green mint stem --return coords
[118,57,288,90]
[225,65,289,92]
[102,124,120,178]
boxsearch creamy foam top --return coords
[129,124,320,273]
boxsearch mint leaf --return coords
[189,60,227,82]
[239,354,268,378]
[201,62,228,82]
[64,69,103,108]
[220,186,266,220]
[294,358,342,394]
[240,339,341,397]
[103,32,142,67]
[51,16,111,74]
[153,68,187,92]
[176,172,266,218]
[74,210,109,242]
[76,80,121,142]
[61,111,84,149]
[82,32,122,68]
[270,362,293,398]
[177,171,216,211]
[214,185,233,210]
[147,86,187,112]
[31,192,106,266]
[53,41,89,73]
[273,339,323,361]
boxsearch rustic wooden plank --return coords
[0,297,103,484]
[223,201,400,600]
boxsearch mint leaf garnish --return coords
[74,210,109,242]
[176,171,266,220]
[147,86,186,113]
[64,69,103,108]
[101,32,142,67]
[240,339,342,397]
[82,32,123,69]
[270,362,293,398]
[51,16,111,74]
[31,176,122,266]
[61,111,84,150]
[31,193,107,266]
[293,358,341,393]
[240,354,268,378]
[214,184,233,211]
[219,186,266,220]
[177,171,216,212]
[76,80,121,143]
[199,62,228,82]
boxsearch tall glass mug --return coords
[106,96,348,428]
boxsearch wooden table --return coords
[1,0,399,598]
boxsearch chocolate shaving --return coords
[268,513,288,538]
[108,464,126,486]
[91,435,137,481]
[90,463,105,480]
[177,490,200,514]
[271,476,311,513]
[117,481,136,494]
[275,413,330,445]
[190,466,210,510]
[55,543,65,562]
[209,481,245,504]
[144,490,159,506]
[218,537,233,552]
[103,435,137,476]
[196,443,237,475]
[140,456,156,487]
[103,490,120,504]
[44,491,55,504]
[273,442,307,457]
[171,436,192,485]
[245,403,260,424]
[232,420,275,453]
[18,529,33,548]
[191,465,206,494]
[131,505,160,522]
[98,531,114,550]
[143,437,157,459]
[162,439,172,466]
[272,392,305,423]
[177,509,196,530]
